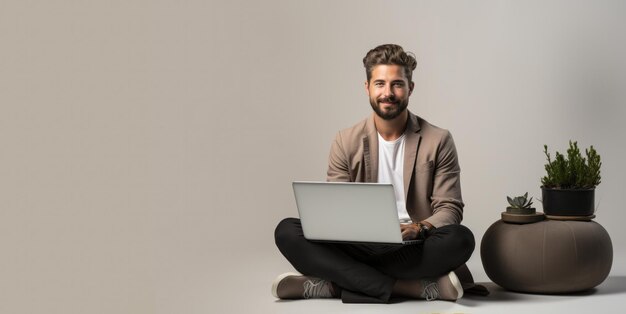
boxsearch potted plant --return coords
[502,192,544,223]
[541,141,601,217]
[506,192,535,215]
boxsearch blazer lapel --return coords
[364,115,378,183]
[403,112,422,200]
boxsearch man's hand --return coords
[400,223,420,241]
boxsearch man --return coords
[272,44,475,303]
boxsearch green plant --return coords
[541,141,602,189]
[507,192,534,209]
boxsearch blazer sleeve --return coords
[326,132,351,182]
[424,130,464,228]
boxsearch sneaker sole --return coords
[448,271,464,300]
[271,272,301,298]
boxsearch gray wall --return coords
[2,1,625,313]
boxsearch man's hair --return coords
[363,44,417,83]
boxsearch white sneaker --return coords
[421,271,464,301]
[271,272,335,299]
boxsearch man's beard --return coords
[370,96,408,120]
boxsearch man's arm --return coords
[326,132,351,182]
[423,130,464,228]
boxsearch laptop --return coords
[292,181,423,245]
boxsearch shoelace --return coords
[303,279,333,299]
[420,281,439,301]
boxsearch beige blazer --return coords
[326,111,464,228]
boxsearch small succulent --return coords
[507,192,534,209]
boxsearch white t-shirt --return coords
[377,132,410,221]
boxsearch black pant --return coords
[274,217,475,303]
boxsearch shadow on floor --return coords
[587,276,626,296]
[459,276,626,306]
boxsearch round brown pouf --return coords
[481,220,612,293]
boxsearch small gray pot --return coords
[506,206,536,215]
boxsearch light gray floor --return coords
[213,249,626,314]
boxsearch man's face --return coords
[365,64,414,120]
